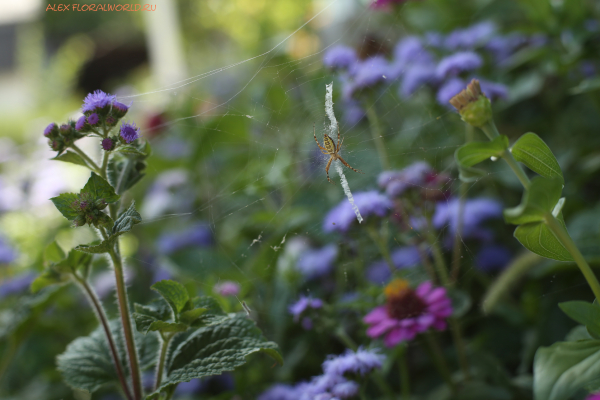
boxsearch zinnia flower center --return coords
[384,279,427,320]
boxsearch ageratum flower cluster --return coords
[45,90,140,155]
[323,21,546,122]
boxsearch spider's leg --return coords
[338,156,364,174]
[313,123,328,153]
[325,157,334,183]
[338,137,344,152]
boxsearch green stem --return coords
[365,104,390,170]
[448,318,470,380]
[335,327,357,351]
[154,333,172,392]
[424,331,455,392]
[482,252,542,314]
[71,143,102,174]
[398,344,410,400]
[546,214,600,301]
[481,121,530,189]
[426,230,451,286]
[73,274,133,400]
[0,337,17,383]
[367,226,395,273]
[101,151,110,180]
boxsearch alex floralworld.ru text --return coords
[46,4,156,11]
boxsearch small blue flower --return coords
[157,223,213,254]
[324,191,393,233]
[87,113,100,125]
[378,162,434,197]
[331,380,359,398]
[322,348,385,376]
[484,34,527,64]
[289,296,323,322]
[323,46,358,71]
[343,101,366,124]
[398,65,437,97]
[120,122,140,144]
[82,90,116,113]
[436,78,467,106]
[443,21,497,50]
[366,246,422,284]
[0,237,18,264]
[296,244,338,279]
[0,273,35,298]
[390,36,434,79]
[75,116,86,131]
[433,198,502,241]
[477,78,508,101]
[258,384,299,400]
[435,52,483,80]
[476,244,512,271]
[351,56,391,89]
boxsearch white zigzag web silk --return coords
[325,82,363,224]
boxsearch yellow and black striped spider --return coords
[313,122,363,183]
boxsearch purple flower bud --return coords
[101,137,115,151]
[112,101,129,118]
[87,113,99,126]
[119,122,140,144]
[106,115,117,126]
[59,124,71,136]
[44,123,57,137]
[82,90,117,113]
[75,116,87,131]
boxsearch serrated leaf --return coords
[50,193,80,221]
[116,145,147,156]
[559,301,600,338]
[534,339,600,400]
[75,241,114,254]
[31,269,70,293]
[514,214,574,262]
[151,280,190,317]
[81,173,120,203]
[512,132,563,184]
[504,177,563,225]
[180,308,208,325]
[111,202,142,236]
[148,321,188,333]
[150,313,282,395]
[44,241,66,264]
[53,151,91,168]
[133,300,172,333]
[57,320,158,394]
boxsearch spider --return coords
[313,122,363,183]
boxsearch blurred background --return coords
[1,0,600,399]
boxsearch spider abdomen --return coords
[323,134,337,153]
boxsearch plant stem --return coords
[546,214,600,301]
[367,225,395,273]
[101,151,110,180]
[74,274,133,400]
[335,327,357,351]
[71,143,102,174]
[426,230,451,286]
[107,242,142,400]
[448,318,470,380]
[154,333,172,392]
[365,104,390,170]
[398,344,410,400]
[424,331,455,392]
[481,121,530,189]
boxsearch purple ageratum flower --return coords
[112,101,129,113]
[324,191,392,233]
[424,32,444,48]
[258,384,299,400]
[0,273,35,298]
[82,90,116,113]
[289,295,323,322]
[389,36,435,80]
[476,244,511,272]
[331,381,359,398]
[436,78,467,107]
[398,65,437,97]
[433,197,502,241]
[484,34,527,64]
[343,101,366,125]
[322,348,385,376]
[351,56,391,89]
[101,137,114,151]
[364,279,452,347]
[214,281,240,296]
[443,21,497,50]
[75,116,86,131]
[477,79,508,101]
[157,223,213,254]
[0,238,17,264]
[323,46,358,71]
[120,122,140,144]
[378,162,434,197]
[366,246,422,284]
[296,244,338,279]
[44,123,57,137]
[87,113,100,125]
[435,52,483,80]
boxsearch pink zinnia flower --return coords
[363,279,452,347]
[586,394,600,400]
[214,281,240,296]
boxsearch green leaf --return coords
[147,321,188,333]
[454,135,509,182]
[180,308,208,325]
[511,133,563,184]
[107,142,150,194]
[44,241,66,264]
[513,214,574,262]
[559,301,600,338]
[151,280,190,317]
[504,177,563,225]
[74,240,114,254]
[57,319,158,394]
[534,339,600,400]
[31,269,70,293]
[50,193,80,221]
[116,145,147,156]
[111,202,142,236]
[52,151,91,168]
[565,325,593,342]
[81,172,120,203]
[150,313,282,395]
[133,300,172,334]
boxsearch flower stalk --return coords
[365,103,390,170]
